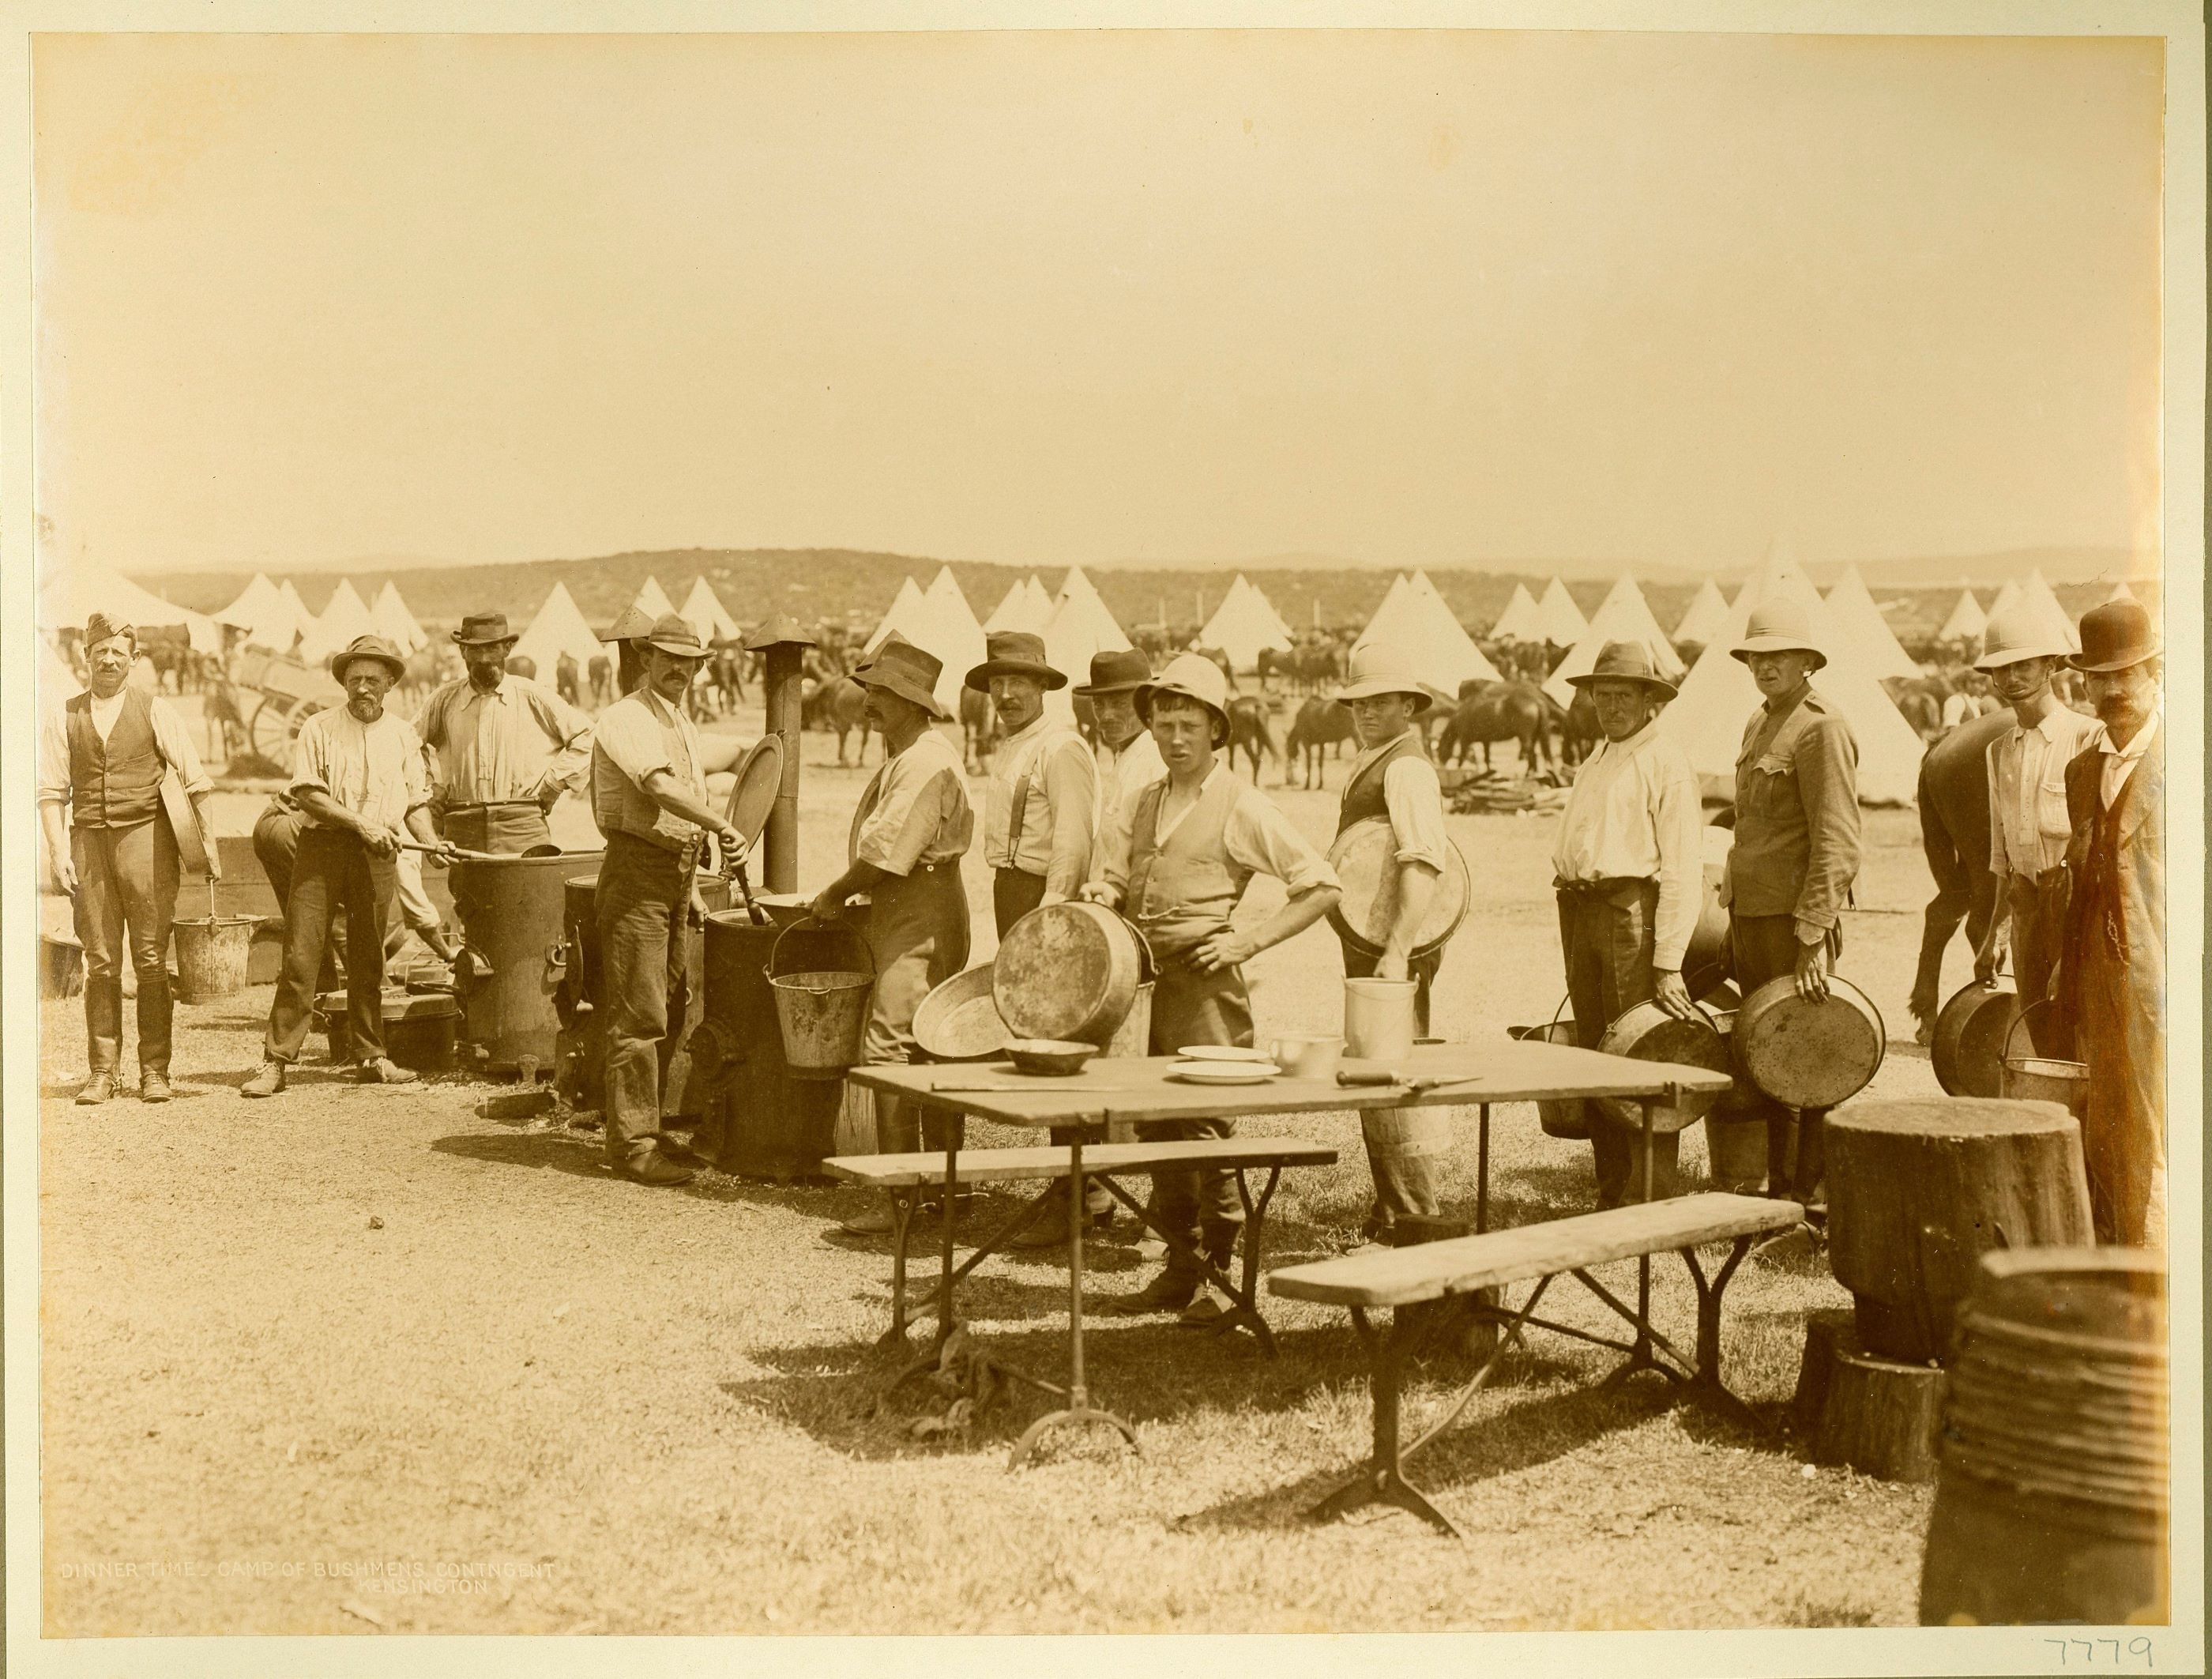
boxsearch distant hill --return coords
[136,544,2157,649]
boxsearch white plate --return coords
[1175,1045,1275,1063]
[1169,1061,1281,1086]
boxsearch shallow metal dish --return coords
[1003,1039,1100,1076]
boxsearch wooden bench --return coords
[827,1137,1337,1357]
[1270,1191,1807,1536]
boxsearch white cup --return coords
[1270,1034,1344,1080]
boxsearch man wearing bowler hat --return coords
[39,611,219,1104]
[1077,649,1165,898]
[2052,597,2165,1247]
[811,635,976,1236]
[1552,641,1705,1208]
[243,635,455,1097]
[419,611,595,854]
[1331,644,1454,1237]
[1720,597,1860,1212]
[1085,653,1340,1321]
[589,614,750,1186]
[1972,600,2105,1049]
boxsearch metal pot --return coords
[1732,973,1886,1110]
[992,902,1148,1046]
[1682,829,1735,999]
[1932,977,2019,1097]
[448,848,605,1078]
[1594,1000,1732,1132]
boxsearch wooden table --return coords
[846,1038,1735,1466]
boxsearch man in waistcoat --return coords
[242,636,453,1097]
[1552,642,1705,1207]
[1078,649,1165,897]
[2052,598,2165,1247]
[1973,601,2105,1048]
[1331,644,1454,1237]
[1720,598,1861,1210]
[809,636,976,1237]
[39,612,218,1104]
[1085,654,1341,1323]
[589,615,749,1187]
[418,611,595,854]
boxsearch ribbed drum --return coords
[1919,1249,2169,1626]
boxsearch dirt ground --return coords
[38,702,1958,1636]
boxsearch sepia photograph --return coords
[4,4,2203,1673]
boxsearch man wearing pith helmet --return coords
[1331,643,1454,1238]
[1552,640,1704,1208]
[1084,653,1341,1323]
[1721,597,1861,1211]
[2052,597,2164,1247]
[1972,600,2104,1052]
[38,611,219,1105]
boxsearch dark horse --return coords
[1909,707,2015,1041]
[803,676,871,766]
[1228,695,1281,783]
[1283,696,1353,789]
[957,687,999,772]
[1439,680,1552,773]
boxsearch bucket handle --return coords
[1119,913,1157,984]
[769,915,877,983]
[2000,998,2061,1063]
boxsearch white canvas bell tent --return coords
[1352,573,1498,699]
[1655,546,1927,807]
[40,561,224,656]
[1041,567,1132,725]
[1820,565,1922,681]
[1672,577,1731,647]
[215,573,311,653]
[300,579,378,663]
[1488,582,1544,642]
[370,580,428,654]
[1534,578,1589,646]
[983,578,1044,634]
[2019,569,2083,654]
[864,577,931,654]
[1542,575,1687,709]
[276,579,314,644]
[40,633,82,702]
[1199,574,1296,673]
[920,570,988,711]
[2105,579,2137,604]
[679,576,742,645]
[514,582,614,676]
[1936,589,1988,644]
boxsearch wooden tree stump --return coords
[1824,1098,2093,1364]
[1812,1329,1946,1484]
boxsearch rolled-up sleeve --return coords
[1224,789,1339,896]
[1984,737,2011,880]
[401,721,432,812]
[1650,751,1706,970]
[1040,736,1099,902]
[149,698,213,798]
[531,685,596,794]
[1381,758,1448,875]
[1793,716,1861,940]
[855,757,954,877]
[38,706,70,808]
[289,712,334,802]
[594,699,671,787]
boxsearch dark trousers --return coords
[1729,912,1838,1205]
[254,805,345,996]
[2003,868,2068,1049]
[1140,956,1254,1278]
[266,826,395,1064]
[1557,882,1679,1207]
[72,819,179,1076]
[596,831,693,1161]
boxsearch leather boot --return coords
[140,1068,174,1104]
[353,1057,419,1086]
[76,1071,116,1105]
[240,1061,287,1098]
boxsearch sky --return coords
[32,28,2165,578]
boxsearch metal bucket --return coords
[766,920,875,1079]
[40,934,85,999]
[173,916,258,1003]
[1345,976,1418,1060]
[1932,978,2019,1097]
[1509,997,1592,1138]
[1999,1002,2088,1118]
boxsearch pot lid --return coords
[726,734,785,851]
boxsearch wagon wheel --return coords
[248,695,322,775]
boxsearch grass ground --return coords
[38,702,1958,1636]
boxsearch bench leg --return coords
[1307,1308,1461,1538]
[1213,1166,1284,1357]
[882,1116,970,1397]
[875,1186,920,1349]
[1678,1236,1765,1432]
[1009,1135,1141,1469]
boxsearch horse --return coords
[1439,680,1551,773]
[201,680,250,768]
[586,654,614,710]
[1909,707,2014,1042]
[1283,696,1352,790]
[803,676,871,766]
[506,654,536,680]
[1556,688,1601,767]
[958,686,999,772]
[1293,637,1346,694]
[555,653,581,708]
[1228,695,1283,784]
[709,647,747,714]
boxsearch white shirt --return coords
[2099,704,2160,810]
[1552,716,1705,971]
[1100,762,1339,899]
[290,705,432,831]
[1090,729,1167,889]
[1987,702,2105,876]
[981,714,1097,898]
[38,687,213,808]
[1346,733,1449,875]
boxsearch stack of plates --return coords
[1169,1045,1281,1085]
